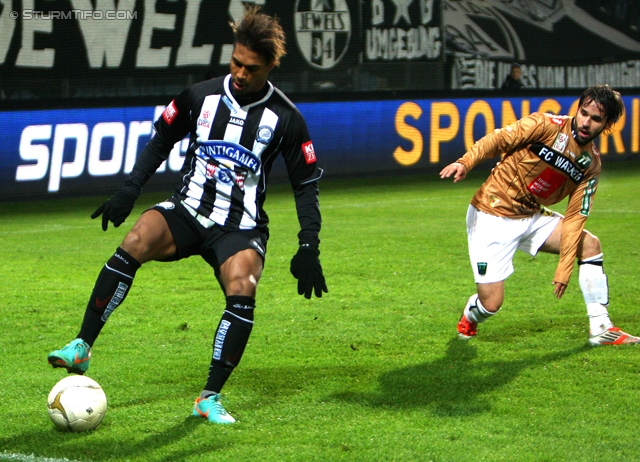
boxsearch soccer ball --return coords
[47,375,107,432]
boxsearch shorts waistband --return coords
[180,200,216,228]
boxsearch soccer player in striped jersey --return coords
[440,84,639,346]
[48,5,327,424]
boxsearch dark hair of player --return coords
[230,5,287,67]
[579,84,625,130]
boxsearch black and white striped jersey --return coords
[130,74,323,243]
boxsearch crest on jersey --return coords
[256,126,274,144]
[576,151,592,169]
[294,0,352,69]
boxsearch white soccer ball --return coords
[47,375,107,432]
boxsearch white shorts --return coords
[466,205,562,284]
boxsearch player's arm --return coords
[289,177,327,299]
[552,175,599,290]
[91,95,192,231]
[441,113,547,181]
[281,112,327,299]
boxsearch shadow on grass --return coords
[0,416,227,462]
[329,337,590,417]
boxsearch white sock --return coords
[586,303,613,335]
[578,253,613,335]
[465,294,497,323]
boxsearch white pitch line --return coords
[0,452,83,462]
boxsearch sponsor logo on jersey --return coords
[205,162,217,179]
[477,262,487,276]
[529,143,583,183]
[204,153,248,190]
[236,171,246,189]
[205,162,229,183]
[294,0,351,69]
[302,140,316,164]
[549,116,565,125]
[256,125,274,144]
[576,151,592,168]
[230,117,244,126]
[162,100,178,124]
[552,133,568,153]
[527,167,566,198]
[197,140,261,173]
[197,109,212,129]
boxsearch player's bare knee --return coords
[224,274,258,297]
[579,230,602,260]
[121,230,144,254]
[477,294,502,312]
[120,229,158,263]
[482,301,503,312]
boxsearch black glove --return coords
[91,190,138,231]
[290,245,328,299]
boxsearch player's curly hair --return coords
[579,84,625,130]
[230,5,287,67]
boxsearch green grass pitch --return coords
[2,161,640,461]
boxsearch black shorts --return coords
[149,197,267,275]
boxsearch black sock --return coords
[77,247,141,346]
[204,295,255,393]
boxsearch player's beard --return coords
[572,118,599,145]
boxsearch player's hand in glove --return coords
[91,190,138,231]
[290,244,328,299]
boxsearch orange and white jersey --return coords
[456,112,601,285]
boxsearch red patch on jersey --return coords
[592,143,600,157]
[549,116,565,125]
[302,141,316,164]
[527,167,565,198]
[162,100,178,124]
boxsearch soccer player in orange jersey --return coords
[440,84,639,345]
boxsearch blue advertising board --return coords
[2,94,639,200]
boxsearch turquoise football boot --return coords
[48,338,91,374]
[193,394,236,424]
